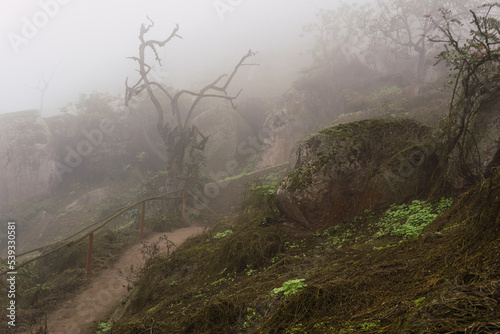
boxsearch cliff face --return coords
[276,119,437,230]
[0,110,57,211]
[193,104,254,175]
[464,90,500,178]
[256,89,341,169]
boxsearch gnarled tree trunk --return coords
[125,18,257,210]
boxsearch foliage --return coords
[134,170,166,198]
[239,180,280,226]
[303,0,481,80]
[243,307,257,329]
[95,321,113,333]
[213,229,233,239]
[60,92,115,116]
[413,296,426,306]
[360,321,380,330]
[4,112,48,146]
[271,279,307,298]
[111,168,500,334]
[374,198,453,238]
[249,182,278,205]
[145,212,184,232]
[431,3,500,180]
[0,199,56,228]
[302,3,373,67]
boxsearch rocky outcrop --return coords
[193,104,254,174]
[276,119,437,230]
[256,89,340,169]
[465,90,500,178]
[0,110,58,211]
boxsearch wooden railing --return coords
[0,187,223,333]
[0,190,186,277]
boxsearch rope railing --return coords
[0,189,187,277]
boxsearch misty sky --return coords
[0,0,342,116]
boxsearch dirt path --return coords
[27,226,204,334]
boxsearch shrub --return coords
[272,279,307,298]
[374,198,453,239]
[375,198,453,238]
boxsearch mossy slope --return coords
[110,167,500,333]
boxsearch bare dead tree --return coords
[372,0,481,80]
[125,18,257,205]
[28,61,61,114]
[430,4,500,182]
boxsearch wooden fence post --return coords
[139,201,146,238]
[86,232,94,274]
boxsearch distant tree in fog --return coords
[304,0,483,81]
[29,61,60,114]
[430,3,500,181]
[302,3,373,69]
[370,0,482,80]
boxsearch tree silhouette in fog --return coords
[125,18,256,207]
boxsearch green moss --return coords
[109,163,499,334]
[284,119,432,193]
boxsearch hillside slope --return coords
[108,122,499,333]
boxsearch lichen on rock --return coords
[277,119,438,230]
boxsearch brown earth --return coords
[20,227,203,334]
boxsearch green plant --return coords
[286,323,308,333]
[134,170,166,198]
[374,198,453,239]
[214,230,233,239]
[243,307,257,329]
[359,320,380,330]
[271,279,307,298]
[95,321,113,333]
[146,212,183,232]
[250,182,278,205]
[431,4,500,182]
[413,297,426,306]
[136,151,147,163]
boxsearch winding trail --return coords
[27,227,204,334]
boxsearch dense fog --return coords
[0,0,341,116]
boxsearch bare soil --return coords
[21,226,203,334]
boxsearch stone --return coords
[276,119,436,230]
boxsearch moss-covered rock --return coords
[276,119,438,230]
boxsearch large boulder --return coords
[276,119,437,230]
[458,89,500,181]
